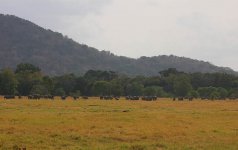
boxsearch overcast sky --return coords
[0,0,238,70]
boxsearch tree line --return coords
[0,63,238,99]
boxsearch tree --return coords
[173,75,192,97]
[155,86,168,97]
[217,87,228,99]
[110,80,123,96]
[197,87,217,98]
[161,74,177,93]
[30,84,48,95]
[16,71,43,96]
[143,86,158,96]
[159,68,182,77]
[54,88,65,96]
[209,91,220,100]
[92,81,111,96]
[125,82,144,96]
[144,77,162,87]
[229,88,238,98]
[74,77,89,96]
[188,90,199,98]
[0,69,18,95]
[42,76,54,95]
[15,63,41,74]
[54,74,76,95]
[84,70,118,81]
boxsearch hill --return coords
[0,14,236,76]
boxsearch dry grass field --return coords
[0,97,238,150]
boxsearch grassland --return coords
[0,97,237,150]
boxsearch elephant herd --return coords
[2,95,237,101]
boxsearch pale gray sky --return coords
[0,0,238,70]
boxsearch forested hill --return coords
[0,14,237,76]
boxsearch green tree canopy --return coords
[173,75,192,97]
[197,87,217,98]
[15,63,41,74]
[30,84,48,95]
[125,82,144,96]
[0,69,18,95]
[92,81,111,96]
[54,88,65,96]
[16,71,43,96]
[217,87,228,99]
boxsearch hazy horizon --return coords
[0,0,238,71]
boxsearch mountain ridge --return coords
[0,14,237,76]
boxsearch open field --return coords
[0,98,238,150]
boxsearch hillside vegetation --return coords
[1,64,238,99]
[0,14,237,76]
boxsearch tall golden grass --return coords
[0,97,237,149]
